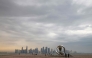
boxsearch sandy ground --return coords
[0,54,92,58]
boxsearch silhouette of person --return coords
[45,54,46,56]
[19,53,20,55]
[65,53,67,58]
[68,53,69,58]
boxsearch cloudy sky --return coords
[0,0,92,53]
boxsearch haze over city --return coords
[0,0,92,53]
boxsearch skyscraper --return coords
[41,48,43,54]
[42,47,45,54]
[45,47,48,54]
[48,48,50,54]
[15,49,19,53]
[35,48,38,54]
[21,47,24,53]
[51,49,53,54]
[25,46,28,53]
[29,49,33,54]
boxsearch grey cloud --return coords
[0,0,49,17]
[0,0,92,26]
[0,0,92,53]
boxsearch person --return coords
[45,54,46,56]
[68,53,69,58]
[19,53,20,55]
[65,53,67,58]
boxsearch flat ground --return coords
[0,54,92,58]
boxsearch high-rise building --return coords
[25,46,28,53]
[48,48,50,54]
[42,47,45,54]
[45,47,48,54]
[41,48,43,54]
[21,47,24,53]
[15,49,19,53]
[29,49,33,54]
[51,49,53,54]
[35,48,38,54]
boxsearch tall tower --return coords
[42,47,44,54]
[26,46,28,53]
[41,48,42,54]
[48,48,50,54]
[21,47,23,53]
[45,47,48,54]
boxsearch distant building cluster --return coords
[15,46,56,54]
[15,46,77,55]
[15,46,28,54]
[40,47,56,54]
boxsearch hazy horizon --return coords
[0,0,92,53]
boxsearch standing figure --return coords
[19,53,20,55]
[65,53,67,58]
[68,53,69,58]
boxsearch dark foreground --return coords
[0,54,92,58]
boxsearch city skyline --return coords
[0,0,92,53]
[15,46,52,54]
[15,46,76,54]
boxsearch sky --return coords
[0,0,92,53]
